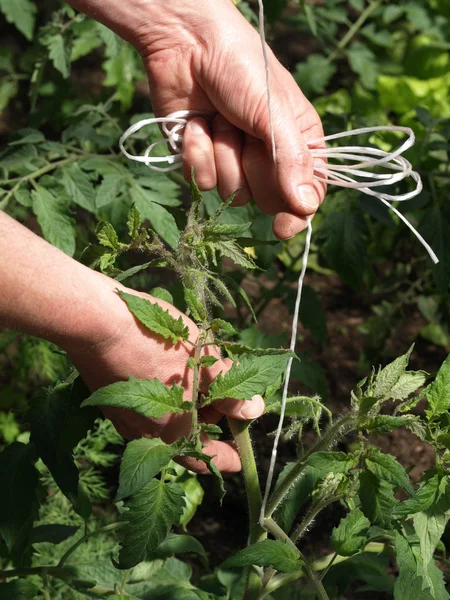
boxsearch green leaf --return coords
[0,144,37,170]
[414,491,450,569]
[331,508,370,557]
[390,371,428,401]
[200,423,222,435]
[184,286,207,322]
[294,54,337,96]
[150,287,173,304]
[273,463,321,532]
[0,0,36,40]
[359,471,397,528]
[0,79,18,112]
[150,533,208,566]
[114,261,158,283]
[306,451,358,477]
[31,185,76,256]
[395,475,440,517]
[372,346,414,401]
[364,415,423,435]
[28,378,97,517]
[199,355,219,368]
[204,222,251,240]
[118,478,185,568]
[117,438,183,501]
[0,580,40,599]
[62,163,96,213]
[130,186,180,248]
[211,318,237,337]
[319,211,368,290]
[14,189,32,208]
[347,42,378,89]
[365,447,414,496]
[180,447,226,504]
[208,354,289,401]
[212,240,259,270]
[44,34,71,78]
[222,540,303,573]
[82,377,187,418]
[31,524,79,545]
[425,355,450,420]
[394,532,435,600]
[96,173,122,209]
[127,204,142,239]
[119,291,189,343]
[167,463,204,529]
[0,442,40,560]
[96,222,121,250]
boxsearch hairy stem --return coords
[229,419,266,600]
[265,414,354,518]
[291,495,344,544]
[190,334,204,437]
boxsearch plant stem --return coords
[265,414,354,518]
[229,419,266,600]
[291,495,343,544]
[57,522,125,568]
[327,0,384,63]
[190,335,204,437]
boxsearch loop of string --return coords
[119,0,439,533]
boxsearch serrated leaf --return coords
[331,508,370,557]
[0,580,40,599]
[211,318,237,337]
[119,291,189,343]
[62,163,96,212]
[0,0,36,40]
[212,240,259,270]
[359,471,397,528]
[390,371,428,401]
[394,532,435,600]
[127,204,141,239]
[44,34,71,78]
[208,354,289,401]
[372,346,414,401]
[294,54,336,96]
[184,286,207,322]
[347,42,378,89]
[31,524,79,545]
[96,173,122,209]
[114,261,160,283]
[199,355,219,368]
[117,438,183,501]
[414,490,450,569]
[32,185,75,256]
[222,540,302,573]
[81,377,188,419]
[320,211,368,290]
[395,475,440,518]
[118,478,185,568]
[204,222,251,239]
[130,186,179,248]
[96,221,121,250]
[0,144,37,170]
[150,287,173,305]
[180,447,226,503]
[364,415,423,434]
[167,464,204,529]
[200,423,223,435]
[0,442,40,559]
[425,355,450,420]
[306,451,358,477]
[365,447,414,496]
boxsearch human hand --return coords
[139,0,326,239]
[66,282,265,474]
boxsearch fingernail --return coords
[239,395,265,419]
[297,184,319,213]
[190,119,206,135]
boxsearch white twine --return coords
[119,0,439,531]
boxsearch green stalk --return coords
[327,0,384,64]
[228,418,266,600]
[290,495,343,544]
[265,414,354,518]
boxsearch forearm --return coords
[0,211,123,351]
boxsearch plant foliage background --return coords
[1,0,450,599]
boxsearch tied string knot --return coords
[119,112,438,264]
